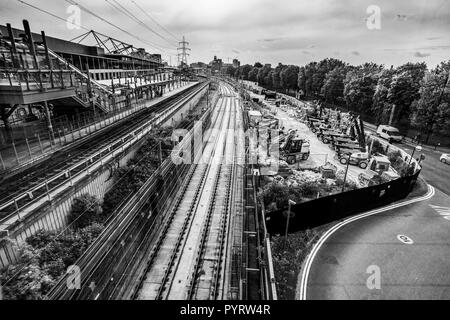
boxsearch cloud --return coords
[258,37,288,42]
[351,51,360,56]
[413,51,430,58]
[415,45,450,50]
[232,49,240,54]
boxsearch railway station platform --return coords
[0,81,197,178]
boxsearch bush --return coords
[0,244,55,300]
[68,194,103,229]
[271,229,320,299]
[1,223,105,300]
[335,178,358,191]
[299,182,321,198]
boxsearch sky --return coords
[1,0,450,68]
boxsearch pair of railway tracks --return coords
[135,84,239,300]
[0,82,207,225]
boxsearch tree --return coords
[254,62,263,68]
[225,65,236,78]
[248,67,260,82]
[238,64,252,80]
[410,64,450,142]
[265,70,274,88]
[372,68,396,124]
[280,65,299,93]
[311,58,346,96]
[387,62,427,125]
[321,66,346,104]
[272,63,285,90]
[344,68,379,114]
[257,64,272,86]
[68,194,103,229]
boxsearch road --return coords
[399,142,450,196]
[299,185,450,300]
[363,122,450,196]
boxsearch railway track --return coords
[0,82,207,223]
[46,82,246,300]
[135,83,240,300]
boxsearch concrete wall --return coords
[163,84,209,128]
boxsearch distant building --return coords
[190,61,207,75]
[190,61,207,69]
[210,55,223,74]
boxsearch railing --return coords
[0,69,75,91]
[0,82,209,230]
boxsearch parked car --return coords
[440,153,450,164]
[376,125,403,143]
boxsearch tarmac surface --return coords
[299,185,450,300]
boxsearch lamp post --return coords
[408,145,423,167]
[284,199,296,247]
[341,155,351,193]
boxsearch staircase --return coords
[48,49,114,113]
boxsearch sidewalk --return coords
[0,81,195,176]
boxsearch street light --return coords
[284,199,296,246]
[341,155,351,193]
[408,145,423,167]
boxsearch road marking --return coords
[397,234,414,244]
[429,205,450,220]
[298,184,435,300]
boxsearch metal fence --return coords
[265,170,421,234]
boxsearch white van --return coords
[376,125,403,143]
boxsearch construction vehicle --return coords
[317,128,342,144]
[332,136,361,152]
[264,90,277,101]
[337,151,370,169]
[279,130,310,164]
[358,155,400,186]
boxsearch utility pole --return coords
[177,36,190,68]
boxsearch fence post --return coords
[37,133,44,154]
[25,138,32,159]
[48,132,53,150]
[0,152,5,170]
[11,140,20,164]
[14,199,21,220]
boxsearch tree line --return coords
[225,59,450,143]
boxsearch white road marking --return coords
[397,234,414,244]
[429,205,450,220]
[298,184,435,300]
